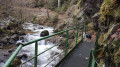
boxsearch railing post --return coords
[34,42,38,67]
[88,50,92,67]
[95,30,100,50]
[82,25,84,42]
[65,31,69,56]
[76,28,79,45]
[94,30,100,57]
[88,50,96,67]
[94,30,100,67]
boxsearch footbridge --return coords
[3,25,99,67]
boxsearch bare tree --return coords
[45,1,50,20]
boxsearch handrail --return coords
[88,50,96,67]
[23,25,83,46]
[3,25,83,67]
[21,43,59,65]
[3,45,23,67]
[88,30,100,67]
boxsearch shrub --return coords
[35,0,44,7]
[55,7,61,13]
[51,14,58,23]
[0,28,8,34]
[48,0,58,10]
[32,16,39,24]
[70,0,79,5]
[60,1,69,12]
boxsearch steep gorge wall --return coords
[63,0,120,67]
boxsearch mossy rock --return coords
[87,23,94,28]
[10,58,21,67]
[112,36,120,47]
[100,0,120,21]
[32,17,39,24]
[98,35,105,44]
[0,28,9,34]
[40,30,49,37]
[114,48,120,67]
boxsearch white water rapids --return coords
[17,23,62,67]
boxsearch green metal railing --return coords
[88,30,100,67]
[88,50,96,67]
[3,25,83,67]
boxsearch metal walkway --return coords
[4,24,98,67]
[59,42,94,67]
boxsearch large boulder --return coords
[10,57,21,67]
[40,30,49,37]
[10,54,28,67]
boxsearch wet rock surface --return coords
[0,16,26,66]
[40,30,49,37]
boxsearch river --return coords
[1,23,63,67]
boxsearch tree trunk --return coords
[58,0,61,8]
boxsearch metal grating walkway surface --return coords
[59,42,94,67]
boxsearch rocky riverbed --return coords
[0,22,64,67]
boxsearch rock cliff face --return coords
[65,0,120,67]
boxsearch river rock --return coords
[40,30,49,37]
[0,46,3,49]
[14,31,26,36]
[8,49,14,53]
[3,52,9,56]
[10,54,28,67]
[10,57,21,67]
[17,54,28,59]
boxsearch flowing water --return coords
[16,23,62,67]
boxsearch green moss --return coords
[98,35,104,44]
[100,0,120,21]
[8,22,15,27]
[73,8,80,15]
[77,0,82,7]
[73,16,78,25]
[114,48,120,67]
[0,28,7,34]
[103,28,112,42]
[99,59,105,67]
[112,36,120,46]
[55,7,61,13]
[61,1,69,12]
[10,58,21,67]
[87,23,93,28]
[114,6,120,17]
[36,0,44,7]
[32,16,39,24]
[70,0,78,5]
